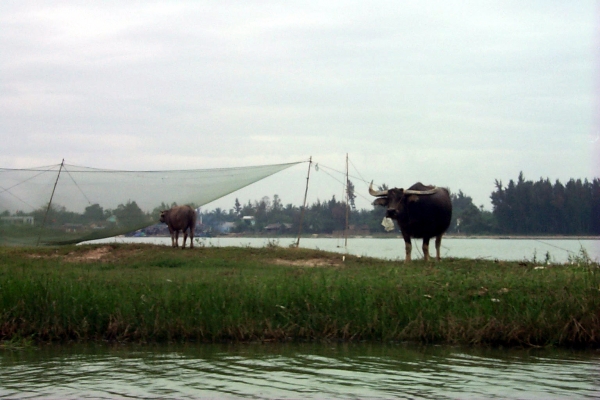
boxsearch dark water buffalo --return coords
[159,205,197,249]
[369,182,452,262]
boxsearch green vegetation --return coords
[1,244,598,347]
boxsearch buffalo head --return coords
[159,210,168,224]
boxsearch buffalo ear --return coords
[373,198,388,207]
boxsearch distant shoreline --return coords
[194,233,600,241]
[444,235,600,240]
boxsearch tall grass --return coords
[1,244,598,347]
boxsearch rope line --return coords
[1,161,307,174]
[0,167,60,195]
[63,166,93,205]
[315,163,371,185]
[313,162,375,204]
[533,239,578,255]
[348,158,368,185]
[0,167,60,211]
[0,186,36,211]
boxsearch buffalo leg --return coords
[422,237,430,261]
[182,232,188,249]
[174,231,180,248]
[435,234,443,261]
[169,228,176,247]
[402,235,412,263]
[182,226,194,249]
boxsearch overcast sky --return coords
[1,1,598,212]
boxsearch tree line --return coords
[0,201,155,230]
[203,173,600,236]
[490,173,600,235]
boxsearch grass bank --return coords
[1,244,598,347]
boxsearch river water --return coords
[88,236,600,264]
[2,342,599,399]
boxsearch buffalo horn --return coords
[404,187,438,195]
[369,181,388,197]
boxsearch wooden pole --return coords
[296,157,312,247]
[37,159,64,246]
[344,153,349,248]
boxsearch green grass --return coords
[0,243,598,347]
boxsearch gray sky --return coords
[1,1,598,212]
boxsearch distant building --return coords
[242,216,255,226]
[264,223,292,233]
[217,222,236,233]
[63,223,84,233]
[1,216,34,225]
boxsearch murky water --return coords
[1,343,599,399]
[88,236,600,263]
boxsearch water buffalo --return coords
[159,205,197,249]
[369,181,452,262]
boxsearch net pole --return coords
[345,153,349,249]
[37,159,64,246]
[295,157,312,248]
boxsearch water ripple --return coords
[1,344,599,399]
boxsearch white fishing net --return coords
[0,161,301,246]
